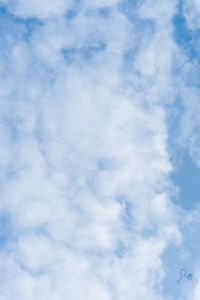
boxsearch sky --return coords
[0,0,199,299]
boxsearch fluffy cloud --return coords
[0,0,197,299]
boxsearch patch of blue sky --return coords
[65,0,81,21]
[65,10,77,20]
[167,95,200,210]
[85,6,113,18]
[162,243,194,299]
[113,240,128,259]
[116,196,134,232]
[167,2,200,212]
[67,0,112,21]
[162,202,200,298]
[118,0,143,15]
[119,0,156,36]
[170,151,200,210]
[120,1,156,39]
[118,1,156,79]
[0,6,43,42]
[61,41,106,63]
[99,7,112,18]
[173,0,200,62]
[123,200,133,229]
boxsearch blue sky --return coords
[0,0,200,299]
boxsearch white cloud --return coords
[7,0,120,20]
[84,0,119,9]
[8,0,73,19]
[0,0,191,299]
[193,276,200,300]
[139,0,178,25]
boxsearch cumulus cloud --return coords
[0,0,198,299]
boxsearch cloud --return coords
[7,0,73,19]
[183,0,200,30]
[0,0,198,299]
